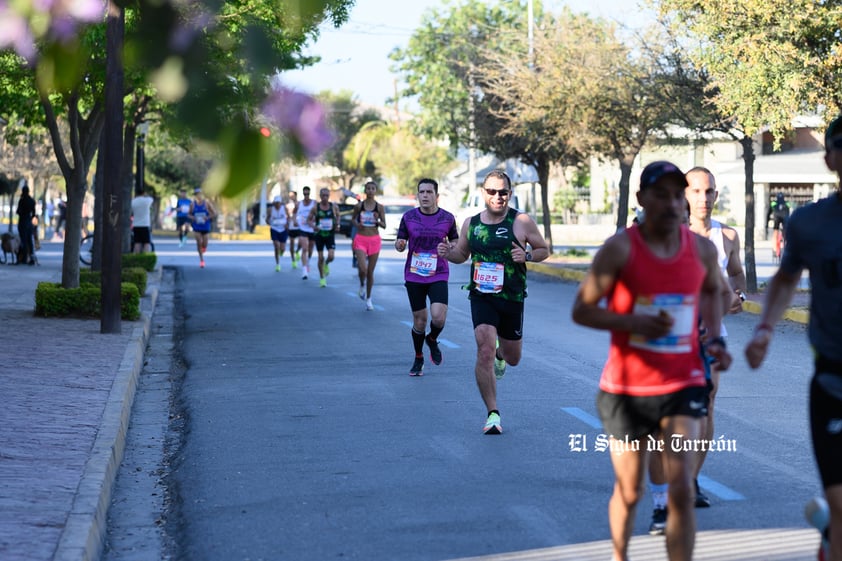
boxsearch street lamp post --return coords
[135,121,149,194]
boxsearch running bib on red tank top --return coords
[629,293,696,353]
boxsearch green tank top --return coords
[467,207,527,302]
[314,204,336,237]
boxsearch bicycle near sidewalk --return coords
[80,232,154,265]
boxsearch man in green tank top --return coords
[439,170,549,435]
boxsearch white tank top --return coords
[709,220,730,337]
[296,200,316,233]
[269,206,287,232]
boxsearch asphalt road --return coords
[105,237,824,561]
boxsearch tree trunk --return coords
[741,135,757,293]
[101,0,125,333]
[536,155,553,252]
[61,172,86,288]
[615,157,634,232]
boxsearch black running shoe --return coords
[694,479,711,508]
[427,337,442,365]
[649,507,667,535]
[409,357,424,377]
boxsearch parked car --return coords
[380,198,417,241]
[455,189,522,228]
[337,202,356,238]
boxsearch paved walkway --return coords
[0,240,807,561]
[0,254,159,561]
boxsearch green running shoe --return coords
[493,339,506,380]
[483,412,502,435]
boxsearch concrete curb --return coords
[527,262,809,325]
[53,268,162,561]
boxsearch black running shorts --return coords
[405,280,448,312]
[597,385,709,442]
[810,357,842,488]
[469,293,524,341]
[314,233,336,252]
[132,226,151,244]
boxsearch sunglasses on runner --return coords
[484,188,510,198]
[828,136,842,150]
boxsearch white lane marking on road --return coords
[560,407,745,501]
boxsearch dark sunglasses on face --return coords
[484,188,510,197]
[828,135,842,150]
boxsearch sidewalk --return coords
[0,254,160,561]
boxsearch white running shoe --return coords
[302,267,309,280]
[358,285,365,300]
[365,299,374,311]
[805,496,830,561]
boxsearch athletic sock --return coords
[411,327,426,356]
[427,322,443,343]
[649,483,668,510]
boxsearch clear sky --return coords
[282,0,653,108]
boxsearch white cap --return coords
[272,196,282,203]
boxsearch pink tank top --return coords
[599,225,707,396]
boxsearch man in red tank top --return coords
[572,161,732,561]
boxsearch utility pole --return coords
[101,0,124,333]
[528,0,534,69]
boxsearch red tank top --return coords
[599,225,707,396]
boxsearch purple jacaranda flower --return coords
[0,2,37,62]
[0,0,103,58]
[261,86,335,159]
[47,0,104,41]
[170,10,213,53]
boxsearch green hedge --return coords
[79,266,147,296]
[35,282,141,320]
[122,252,156,272]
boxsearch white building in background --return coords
[588,116,837,240]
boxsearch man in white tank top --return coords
[685,166,747,506]
[293,186,316,279]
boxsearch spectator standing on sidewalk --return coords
[745,116,842,561]
[16,184,36,265]
[131,188,154,253]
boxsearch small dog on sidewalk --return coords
[1,232,21,264]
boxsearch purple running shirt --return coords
[396,207,459,283]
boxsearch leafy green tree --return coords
[390,0,524,149]
[392,1,569,240]
[318,90,383,189]
[367,123,457,195]
[650,0,842,290]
